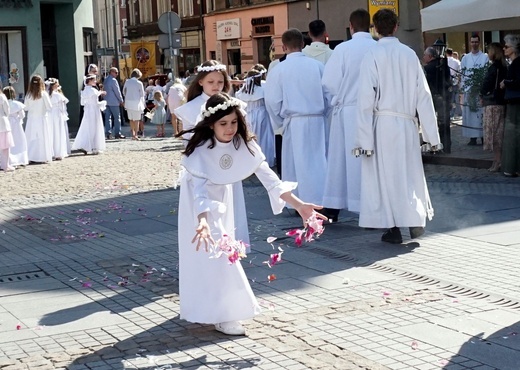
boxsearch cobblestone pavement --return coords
[0,126,519,370]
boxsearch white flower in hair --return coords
[197,64,226,73]
[202,99,241,117]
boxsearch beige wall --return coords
[204,4,288,72]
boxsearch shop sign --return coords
[368,0,399,18]
[251,16,274,37]
[217,19,241,40]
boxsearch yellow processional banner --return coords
[129,42,156,78]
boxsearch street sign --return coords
[158,34,182,49]
[163,48,180,58]
[158,12,181,34]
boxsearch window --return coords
[128,0,136,25]
[83,28,95,72]
[140,0,153,23]
[157,0,171,14]
[178,0,193,17]
[205,0,215,12]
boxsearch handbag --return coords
[504,87,520,101]
[481,72,499,106]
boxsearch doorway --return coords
[227,49,241,76]
[40,4,59,79]
[256,37,271,70]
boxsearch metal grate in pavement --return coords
[0,271,49,283]
[305,245,520,311]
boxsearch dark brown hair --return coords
[373,8,398,37]
[178,93,255,157]
[186,60,231,102]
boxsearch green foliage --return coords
[460,65,488,112]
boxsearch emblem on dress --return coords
[219,154,233,169]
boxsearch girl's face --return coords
[52,84,59,91]
[211,111,238,143]
[88,78,96,86]
[199,71,225,96]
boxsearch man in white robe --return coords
[265,28,329,205]
[460,34,488,145]
[302,20,333,65]
[321,9,376,221]
[355,9,441,244]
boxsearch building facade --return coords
[0,0,95,128]
[121,0,427,78]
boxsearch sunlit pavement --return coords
[0,124,519,369]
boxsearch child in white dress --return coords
[46,78,70,160]
[2,86,28,167]
[24,75,53,164]
[151,90,166,137]
[177,93,326,335]
[174,60,255,244]
[0,87,15,172]
[72,75,107,155]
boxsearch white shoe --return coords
[215,321,245,335]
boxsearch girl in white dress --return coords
[177,93,325,335]
[174,60,257,244]
[46,78,70,160]
[2,86,28,167]
[151,90,166,137]
[236,69,275,167]
[0,87,15,172]
[24,75,53,164]
[72,75,107,155]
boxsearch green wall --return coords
[0,0,94,128]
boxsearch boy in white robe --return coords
[321,9,376,221]
[264,28,329,206]
[355,9,442,244]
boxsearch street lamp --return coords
[433,38,446,57]
[432,37,451,153]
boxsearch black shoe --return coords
[106,134,114,140]
[409,227,425,239]
[321,207,339,222]
[78,149,87,155]
[115,134,126,139]
[381,227,402,244]
[467,138,477,146]
[479,138,484,145]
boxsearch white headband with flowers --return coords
[197,64,226,73]
[202,98,241,117]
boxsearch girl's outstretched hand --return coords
[192,217,215,252]
[296,203,327,227]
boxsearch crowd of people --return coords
[0,6,519,338]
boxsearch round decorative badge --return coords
[219,154,233,170]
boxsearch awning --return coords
[421,0,520,33]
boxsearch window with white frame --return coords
[140,0,153,23]
[178,0,193,17]
[157,0,171,14]
[205,0,215,12]
[128,0,136,25]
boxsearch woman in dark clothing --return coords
[480,43,508,172]
[500,34,520,177]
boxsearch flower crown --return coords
[197,64,226,73]
[202,98,241,117]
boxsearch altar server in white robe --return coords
[265,28,329,206]
[321,9,376,221]
[355,9,442,244]
[24,75,53,164]
[460,33,489,145]
[236,69,276,167]
[175,60,250,246]
[178,93,325,335]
